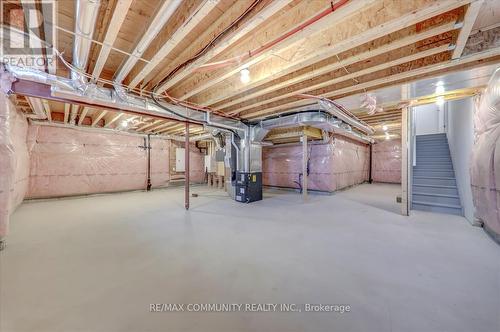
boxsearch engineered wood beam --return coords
[154,0,294,93]
[212,22,458,110]
[175,0,471,104]
[241,47,500,119]
[92,0,134,79]
[127,0,219,89]
[452,0,483,59]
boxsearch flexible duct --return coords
[72,0,100,83]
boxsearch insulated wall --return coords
[0,94,29,238]
[25,125,205,199]
[471,68,500,239]
[371,139,402,183]
[262,135,369,192]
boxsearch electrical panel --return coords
[175,148,185,172]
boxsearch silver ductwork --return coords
[3,63,246,135]
[258,111,373,144]
[72,0,101,83]
[317,99,374,135]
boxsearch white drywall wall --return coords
[446,98,475,223]
[415,103,445,135]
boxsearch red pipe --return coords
[248,0,349,59]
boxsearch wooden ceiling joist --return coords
[42,100,52,122]
[452,0,483,59]
[146,121,178,133]
[136,119,163,132]
[229,44,452,116]
[127,0,219,89]
[104,113,124,128]
[171,0,374,101]
[212,21,458,111]
[92,110,108,127]
[114,0,182,83]
[241,47,500,119]
[63,104,70,124]
[77,107,89,126]
[154,0,295,94]
[91,0,134,79]
[155,123,186,134]
[179,0,471,107]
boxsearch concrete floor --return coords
[1,183,499,332]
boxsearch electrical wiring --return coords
[294,145,312,193]
[154,0,262,88]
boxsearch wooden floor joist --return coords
[153,0,295,93]
[229,44,452,116]
[170,0,374,101]
[182,0,471,106]
[241,48,500,119]
[211,21,458,111]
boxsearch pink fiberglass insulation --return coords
[262,142,335,191]
[0,94,29,238]
[471,67,500,237]
[150,137,171,188]
[26,125,205,198]
[372,139,402,183]
[331,135,370,190]
[262,135,369,192]
[189,144,205,183]
[27,125,150,198]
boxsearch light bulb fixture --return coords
[240,68,250,83]
[382,124,388,131]
[120,120,129,128]
[436,96,445,107]
[435,81,445,106]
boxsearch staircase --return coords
[412,133,462,215]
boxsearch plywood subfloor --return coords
[1,184,499,332]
